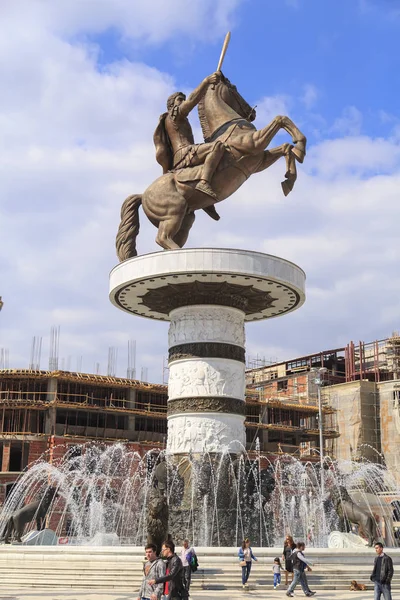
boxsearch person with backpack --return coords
[286,542,316,597]
[282,535,296,586]
[180,539,197,593]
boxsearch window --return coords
[277,380,288,391]
[9,444,22,472]
[5,482,16,499]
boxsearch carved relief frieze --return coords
[167,414,246,454]
[168,359,245,400]
[168,305,245,347]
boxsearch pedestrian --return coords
[148,539,187,600]
[370,542,394,600]
[137,543,165,600]
[273,557,283,589]
[180,539,196,593]
[282,534,296,586]
[238,537,258,589]
[286,542,316,597]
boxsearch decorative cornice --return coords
[139,280,277,315]
[167,396,246,416]
[169,342,245,364]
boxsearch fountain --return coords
[0,441,398,547]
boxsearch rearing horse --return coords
[116,73,306,260]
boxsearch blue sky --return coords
[91,0,397,139]
[0,0,399,381]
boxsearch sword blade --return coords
[217,31,231,72]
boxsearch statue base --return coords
[110,248,306,544]
[21,528,58,546]
[328,531,368,548]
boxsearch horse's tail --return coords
[116,194,142,262]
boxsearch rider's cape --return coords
[153,113,173,174]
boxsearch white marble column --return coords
[167,305,246,454]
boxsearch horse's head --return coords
[219,73,256,122]
[198,72,256,141]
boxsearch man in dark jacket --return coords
[149,540,187,600]
[286,542,316,597]
[370,542,394,600]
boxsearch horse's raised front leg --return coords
[280,116,307,163]
[254,143,297,196]
[254,143,293,173]
[235,115,306,164]
[238,116,283,155]
[282,148,297,196]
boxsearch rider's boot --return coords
[196,179,218,200]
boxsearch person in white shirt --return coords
[180,539,195,592]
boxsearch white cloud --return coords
[254,95,292,127]
[301,84,319,110]
[0,0,399,381]
[1,0,241,44]
[331,106,363,136]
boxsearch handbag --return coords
[240,560,247,567]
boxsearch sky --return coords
[0,0,399,382]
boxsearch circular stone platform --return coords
[109,248,306,322]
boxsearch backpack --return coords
[289,550,297,569]
[190,553,199,572]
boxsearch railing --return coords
[0,390,167,416]
[246,392,335,412]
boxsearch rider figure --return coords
[154,71,225,216]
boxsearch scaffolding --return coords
[345,333,400,382]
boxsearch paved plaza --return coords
[0,590,377,600]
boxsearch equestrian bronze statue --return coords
[1,487,58,544]
[116,36,306,260]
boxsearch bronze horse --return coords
[1,486,58,544]
[330,486,378,547]
[116,73,306,260]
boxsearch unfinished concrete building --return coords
[245,349,341,459]
[246,333,400,484]
[0,369,167,505]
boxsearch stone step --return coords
[0,547,398,590]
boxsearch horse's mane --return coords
[198,93,211,141]
[198,72,229,141]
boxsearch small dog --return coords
[350,580,367,591]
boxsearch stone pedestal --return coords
[110,248,305,544]
[167,304,246,454]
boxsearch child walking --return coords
[273,557,282,589]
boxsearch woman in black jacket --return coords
[282,535,296,586]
